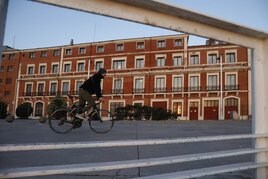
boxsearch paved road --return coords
[0,119,254,178]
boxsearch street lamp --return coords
[218,54,223,120]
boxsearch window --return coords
[37,83,45,96]
[173,102,182,117]
[0,79,2,84]
[157,40,166,48]
[116,44,124,51]
[113,60,125,69]
[190,76,200,91]
[156,57,165,67]
[155,77,165,92]
[53,50,60,56]
[27,66,34,74]
[226,98,238,106]
[9,53,15,60]
[75,80,84,95]
[172,76,183,92]
[95,61,103,71]
[50,82,57,95]
[174,39,182,46]
[226,74,237,90]
[35,102,43,117]
[51,64,58,74]
[62,81,69,95]
[173,56,183,66]
[96,45,104,53]
[77,62,85,71]
[2,54,5,60]
[79,47,86,54]
[7,66,13,72]
[65,49,72,55]
[25,84,32,96]
[4,91,10,96]
[134,77,144,93]
[41,51,47,57]
[0,66,3,72]
[208,54,217,64]
[29,52,35,59]
[39,65,46,74]
[136,58,144,68]
[204,100,219,107]
[6,78,12,84]
[113,78,123,94]
[226,53,236,63]
[63,63,71,72]
[190,55,199,65]
[136,42,144,49]
[207,75,218,90]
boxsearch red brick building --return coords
[0,34,251,120]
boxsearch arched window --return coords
[35,102,43,117]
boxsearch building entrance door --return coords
[189,102,198,120]
[204,100,219,120]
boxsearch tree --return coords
[47,95,67,115]
[16,102,33,119]
[0,100,8,119]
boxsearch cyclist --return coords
[75,68,107,119]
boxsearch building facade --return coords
[0,34,251,120]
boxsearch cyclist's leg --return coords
[82,92,95,113]
[77,88,86,114]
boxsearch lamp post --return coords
[218,54,224,120]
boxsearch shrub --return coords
[16,103,33,119]
[114,105,175,121]
[0,100,8,119]
[47,95,67,115]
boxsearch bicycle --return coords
[48,94,115,134]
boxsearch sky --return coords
[3,0,268,50]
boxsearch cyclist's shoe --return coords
[66,116,74,122]
[75,113,86,120]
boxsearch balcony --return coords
[133,88,145,94]
[171,87,183,92]
[188,86,201,92]
[206,86,220,91]
[154,87,166,93]
[112,89,123,95]
[224,85,239,91]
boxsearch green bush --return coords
[47,95,67,115]
[114,105,177,121]
[16,103,33,119]
[0,100,8,119]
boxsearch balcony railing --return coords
[133,88,144,94]
[21,85,240,97]
[171,87,183,92]
[206,86,220,91]
[112,89,123,94]
[224,85,239,90]
[154,87,166,93]
[189,86,201,92]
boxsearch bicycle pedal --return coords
[72,119,82,129]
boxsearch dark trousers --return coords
[77,88,95,114]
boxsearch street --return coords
[0,119,254,178]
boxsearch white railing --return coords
[0,134,268,178]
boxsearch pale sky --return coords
[3,0,268,49]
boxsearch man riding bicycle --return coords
[75,68,107,119]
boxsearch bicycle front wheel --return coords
[89,109,115,134]
[49,109,73,134]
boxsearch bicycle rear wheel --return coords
[49,109,73,134]
[89,109,114,133]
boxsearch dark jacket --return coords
[80,73,104,98]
